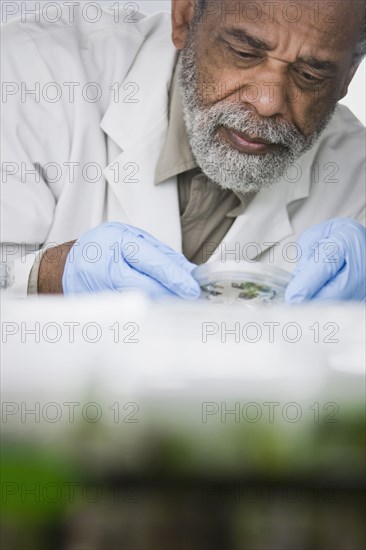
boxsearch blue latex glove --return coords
[285,218,366,303]
[62,222,201,299]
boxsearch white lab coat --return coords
[1,4,365,297]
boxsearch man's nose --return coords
[239,67,290,118]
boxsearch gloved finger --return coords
[285,260,345,304]
[312,254,366,302]
[120,228,201,299]
[122,223,197,273]
[61,237,170,296]
[117,280,177,300]
[292,234,339,276]
[310,264,354,301]
[110,261,186,300]
[295,219,334,247]
[64,253,178,299]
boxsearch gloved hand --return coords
[285,218,366,303]
[62,222,201,299]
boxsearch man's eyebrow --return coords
[222,28,272,50]
[297,56,338,73]
[222,28,338,73]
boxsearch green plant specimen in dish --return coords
[200,280,278,305]
[200,283,224,297]
[232,281,276,300]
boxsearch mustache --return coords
[199,102,306,148]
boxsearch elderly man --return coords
[1,0,365,300]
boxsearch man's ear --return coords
[339,63,361,100]
[171,0,196,50]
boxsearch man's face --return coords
[173,0,364,192]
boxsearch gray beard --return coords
[178,32,335,194]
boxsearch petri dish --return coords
[192,262,293,307]
[0,262,15,291]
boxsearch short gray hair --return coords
[353,20,366,65]
[195,0,366,66]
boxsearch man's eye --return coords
[229,47,259,60]
[236,52,257,59]
[297,70,321,83]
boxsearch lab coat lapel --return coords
[100,27,182,250]
[207,147,315,262]
[103,120,182,251]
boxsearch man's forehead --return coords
[201,0,364,60]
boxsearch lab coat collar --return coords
[100,18,183,250]
[100,17,179,151]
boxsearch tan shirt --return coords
[154,64,254,265]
